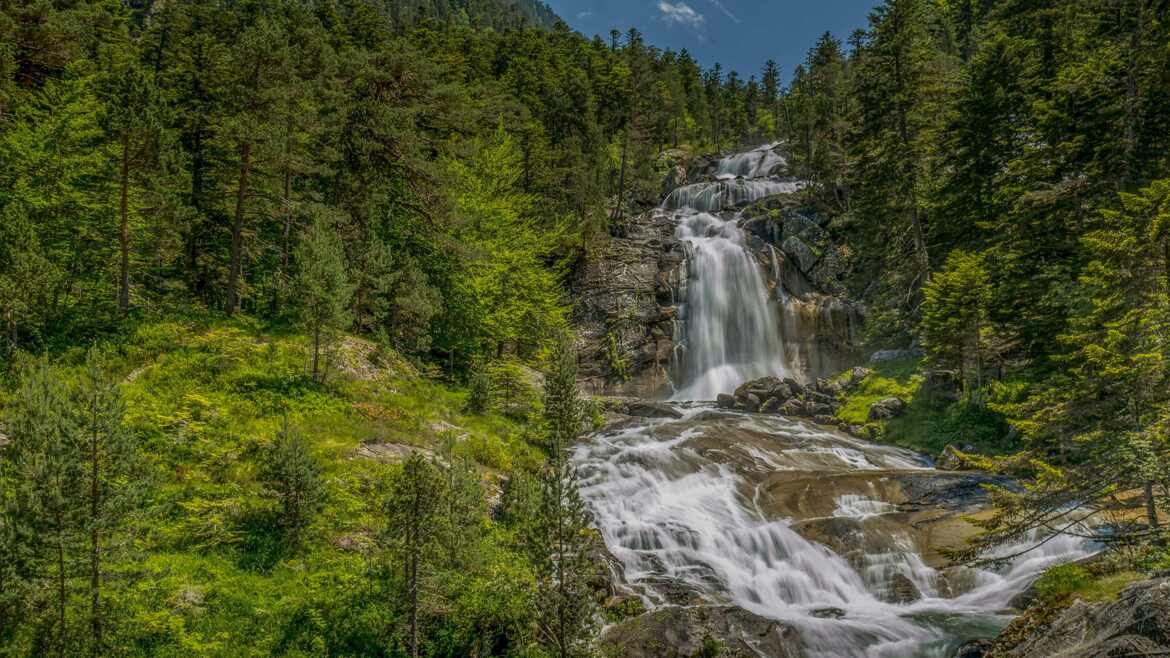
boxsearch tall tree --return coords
[294,215,355,382]
[383,453,444,658]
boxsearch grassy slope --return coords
[833,356,1016,458]
[63,314,542,656]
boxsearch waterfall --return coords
[574,409,1096,658]
[575,144,1095,657]
[668,144,802,399]
[671,210,791,400]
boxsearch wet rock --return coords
[739,392,762,412]
[716,393,737,409]
[782,235,817,274]
[602,605,801,658]
[868,397,907,421]
[779,399,807,416]
[624,400,684,419]
[783,377,805,396]
[952,639,991,658]
[760,397,784,414]
[811,607,846,619]
[889,572,922,603]
[812,414,838,426]
[936,443,975,471]
[995,576,1170,657]
[806,402,834,417]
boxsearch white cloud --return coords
[576,10,592,18]
[707,0,740,24]
[657,0,705,28]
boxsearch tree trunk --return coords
[1146,480,1160,531]
[311,324,321,382]
[118,130,131,314]
[187,127,205,298]
[57,518,67,658]
[90,401,102,656]
[226,140,252,316]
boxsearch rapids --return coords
[575,144,1093,657]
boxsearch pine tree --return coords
[5,360,84,656]
[260,420,324,545]
[920,251,992,399]
[465,359,492,415]
[383,453,444,658]
[295,215,355,382]
[72,347,138,657]
[527,337,597,658]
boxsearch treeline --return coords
[785,0,1170,552]
[0,0,783,373]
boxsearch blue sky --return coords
[544,0,881,83]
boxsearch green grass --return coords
[833,356,1015,457]
[7,312,547,656]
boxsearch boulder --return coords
[624,400,684,419]
[995,576,1170,657]
[845,367,871,389]
[602,605,801,658]
[739,392,761,413]
[868,397,907,421]
[716,393,736,409]
[779,399,807,417]
[806,403,834,417]
[783,377,805,396]
[869,348,915,363]
[781,235,818,274]
[888,572,922,604]
[811,607,845,619]
[759,397,784,414]
[936,443,974,471]
[815,377,841,396]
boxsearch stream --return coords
[573,145,1093,657]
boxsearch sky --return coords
[543,0,881,83]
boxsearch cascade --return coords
[574,145,1093,656]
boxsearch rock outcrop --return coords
[602,605,801,658]
[991,576,1170,657]
[572,211,685,398]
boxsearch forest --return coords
[1,0,1169,656]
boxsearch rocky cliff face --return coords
[572,146,863,397]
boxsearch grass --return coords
[10,312,547,656]
[833,355,1016,457]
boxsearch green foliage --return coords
[259,422,325,546]
[464,360,492,415]
[295,216,355,383]
[920,250,992,397]
[1033,564,1091,605]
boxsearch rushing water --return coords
[576,145,1093,656]
[574,408,1094,657]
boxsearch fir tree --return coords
[260,421,324,545]
[527,337,597,658]
[295,215,355,383]
[383,453,444,658]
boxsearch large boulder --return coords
[781,235,817,274]
[602,605,801,658]
[868,397,907,421]
[624,400,684,419]
[936,443,975,471]
[994,576,1170,657]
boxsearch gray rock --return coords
[868,397,907,421]
[779,399,807,417]
[936,443,974,471]
[811,607,845,619]
[602,605,801,658]
[998,577,1170,657]
[759,397,784,414]
[807,403,834,416]
[888,572,922,604]
[716,393,736,409]
[781,235,818,274]
[624,400,684,419]
[845,367,872,389]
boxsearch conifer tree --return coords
[383,453,444,658]
[920,251,992,399]
[72,348,137,657]
[260,421,324,545]
[527,337,596,658]
[295,215,354,383]
[5,360,84,656]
